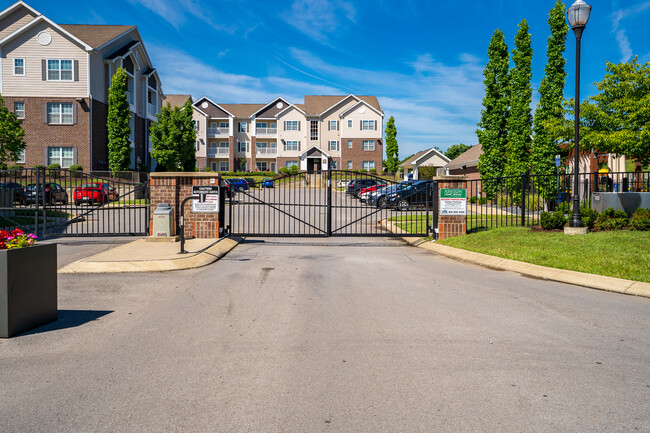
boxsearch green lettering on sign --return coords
[440,188,467,199]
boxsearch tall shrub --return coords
[107,67,132,172]
[0,93,26,165]
[384,116,399,173]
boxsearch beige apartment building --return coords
[0,1,164,171]
[192,94,384,173]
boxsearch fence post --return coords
[520,173,527,227]
[326,169,332,237]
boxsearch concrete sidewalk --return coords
[383,222,650,298]
[58,237,241,274]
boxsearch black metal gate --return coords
[227,170,436,237]
[0,168,149,238]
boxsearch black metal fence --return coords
[0,168,150,238]
[465,170,649,233]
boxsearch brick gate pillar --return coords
[149,172,221,239]
[434,175,468,240]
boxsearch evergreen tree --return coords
[532,0,568,203]
[476,29,509,197]
[505,19,533,199]
[150,99,197,171]
[0,93,26,165]
[107,67,132,172]
[384,116,398,173]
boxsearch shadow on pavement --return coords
[18,309,113,336]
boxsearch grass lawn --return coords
[389,214,540,234]
[438,227,650,283]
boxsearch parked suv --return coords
[385,180,434,210]
[226,178,249,192]
[346,178,387,198]
[23,183,68,205]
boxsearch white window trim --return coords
[285,120,298,131]
[347,140,353,149]
[238,122,247,133]
[347,161,353,169]
[285,140,299,151]
[13,58,25,76]
[14,101,25,119]
[347,119,353,128]
[238,141,247,153]
[285,161,298,168]
[362,120,376,131]
[362,161,376,170]
[329,120,338,130]
[362,140,376,151]
[219,161,229,172]
[329,140,338,151]
[48,146,74,168]
[48,102,74,125]
[17,148,25,163]
[46,58,74,82]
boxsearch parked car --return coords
[385,180,434,210]
[0,182,25,204]
[367,182,414,208]
[358,184,389,203]
[261,178,274,188]
[336,179,351,188]
[23,183,68,205]
[226,178,249,192]
[73,182,119,206]
[244,178,256,188]
[346,178,388,198]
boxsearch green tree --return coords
[150,99,197,171]
[0,93,26,165]
[384,116,399,172]
[445,143,472,161]
[477,29,509,197]
[574,57,650,167]
[532,0,568,203]
[107,67,132,172]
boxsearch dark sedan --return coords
[23,183,68,205]
[385,180,434,211]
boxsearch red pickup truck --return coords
[73,182,119,206]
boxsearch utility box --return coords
[152,203,174,237]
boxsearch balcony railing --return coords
[207,147,229,157]
[207,127,230,136]
[256,147,277,155]
[147,102,157,116]
[256,127,277,135]
[126,91,134,105]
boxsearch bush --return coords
[199,167,213,172]
[497,194,513,208]
[469,196,478,204]
[69,164,83,172]
[8,164,23,170]
[289,165,298,175]
[369,168,377,174]
[629,208,650,231]
[32,164,46,170]
[580,207,599,230]
[540,210,567,230]
[595,207,629,231]
[47,163,61,178]
[478,197,488,205]
[359,169,367,173]
[280,167,290,175]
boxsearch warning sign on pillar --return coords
[440,188,467,215]
[192,185,220,213]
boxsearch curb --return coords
[384,221,650,298]
[58,237,241,274]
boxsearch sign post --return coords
[439,188,467,216]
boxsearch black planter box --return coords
[0,243,57,338]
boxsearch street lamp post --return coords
[567,0,591,228]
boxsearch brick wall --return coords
[91,99,109,170]
[435,175,468,240]
[150,173,221,239]
[340,138,383,171]
[4,96,90,169]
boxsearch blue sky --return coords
[24,0,650,158]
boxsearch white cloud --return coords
[614,29,633,63]
[611,1,650,62]
[126,0,234,32]
[281,0,356,43]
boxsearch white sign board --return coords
[440,188,467,216]
[192,186,219,213]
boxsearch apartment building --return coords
[0,1,164,171]
[192,94,384,173]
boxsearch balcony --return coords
[207,147,229,157]
[207,127,230,137]
[147,102,157,118]
[256,127,277,136]
[126,91,134,105]
[256,147,277,156]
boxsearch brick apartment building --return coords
[0,1,164,171]
[191,94,384,173]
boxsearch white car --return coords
[336,179,351,188]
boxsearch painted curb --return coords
[58,237,241,274]
[384,221,650,298]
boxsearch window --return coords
[219,161,229,172]
[47,103,73,124]
[362,140,376,151]
[194,120,199,131]
[347,119,353,128]
[328,140,338,151]
[310,120,318,140]
[285,120,299,131]
[329,120,338,131]
[238,141,247,153]
[13,58,25,76]
[48,146,74,168]
[285,140,299,151]
[47,59,73,81]
[256,122,267,128]
[361,120,376,130]
[14,102,25,119]
[238,122,247,133]
[219,122,228,128]
[330,161,338,169]
[17,149,25,163]
[362,161,376,170]
[256,161,268,171]
[285,161,298,168]
[347,140,353,149]
[347,160,353,169]
[195,140,200,151]
[210,122,217,128]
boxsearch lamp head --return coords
[567,0,591,28]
